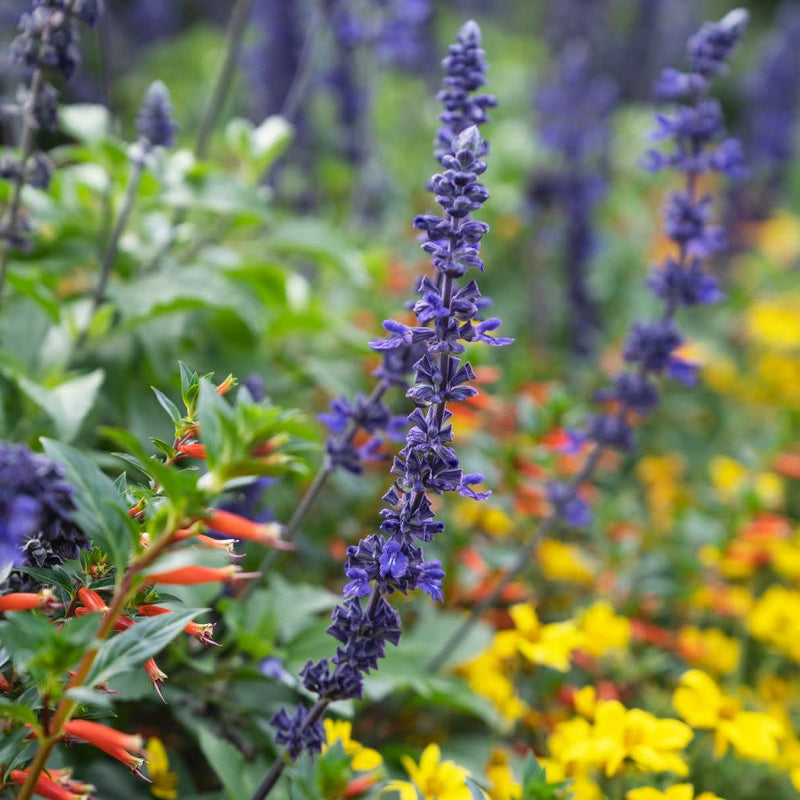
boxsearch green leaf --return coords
[65,685,114,710]
[13,370,104,441]
[466,778,489,799]
[196,726,252,800]
[41,439,133,573]
[0,697,39,726]
[196,378,230,467]
[17,566,74,593]
[60,104,111,144]
[87,608,205,687]
[153,387,182,425]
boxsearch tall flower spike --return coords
[532,39,617,357]
[136,80,178,149]
[0,0,100,281]
[256,23,509,798]
[546,8,748,525]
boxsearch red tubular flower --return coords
[176,441,207,459]
[44,770,95,796]
[0,672,12,692]
[76,586,107,612]
[0,589,61,612]
[216,374,236,395]
[203,509,291,549]
[63,719,147,776]
[138,605,220,646]
[10,770,90,800]
[344,773,380,798]
[145,658,168,703]
[144,564,261,585]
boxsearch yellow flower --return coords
[754,472,784,508]
[769,539,800,580]
[746,298,800,349]
[146,738,178,800]
[538,539,595,584]
[755,211,800,265]
[323,719,382,771]
[747,586,800,662]
[574,686,597,719]
[590,701,692,777]
[673,670,784,762]
[677,626,740,676]
[626,785,724,800]
[458,647,527,724]
[578,602,631,658]
[486,749,521,800]
[636,454,686,531]
[538,759,602,800]
[482,506,513,537]
[384,744,477,800]
[509,603,584,672]
[549,701,691,778]
[709,456,748,500]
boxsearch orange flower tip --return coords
[344,773,380,798]
[216,375,236,395]
[186,621,220,646]
[140,532,151,548]
[0,673,12,692]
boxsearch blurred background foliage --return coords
[0,0,799,798]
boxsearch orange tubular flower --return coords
[144,564,261,585]
[344,773,380,798]
[63,720,147,777]
[0,588,60,612]
[10,770,90,800]
[0,673,12,692]
[203,509,291,549]
[77,586,107,612]
[138,605,220,646]
[176,441,207,460]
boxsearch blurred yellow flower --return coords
[458,643,527,724]
[574,686,598,719]
[538,539,595,584]
[384,743,476,800]
[590,701,692,777]
[626,785,723,800]
[755,211,800,265]
[550,701,691,778]
[677,626,740,676]
[754,472,784,507]
[578,602,631,658]
[710,456,748,500]
[539,759,602,800]
[482,506,513,537]
[509,603,584,672]
[637,454,686,531]
[747,586,800,662]
[146,738,178,800]
[485,749,521,800]
[746,299,800,349]
[323,719,382,772]
[673,670,784,762]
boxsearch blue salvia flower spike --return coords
[253,22,510,800]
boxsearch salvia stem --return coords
[0,68,44,305]
[73,154,146,354]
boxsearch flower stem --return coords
[72,154,145,355]
[0,68,45,306]
[15,514,179,800]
